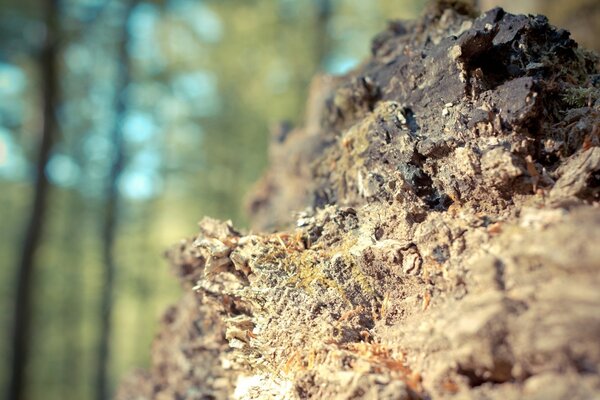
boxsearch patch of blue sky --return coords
[171,71,220,116]
[129,147,162,171]
[0,127,29,181]
[129,2,165,72]
[123,111,158,144]
[172,71,216,100]
[130,2,159,40]
[46,153,81,188]
[118,168,163,201]
[169,0,223,43]
[324,55,359,75]
[0,62,26,96]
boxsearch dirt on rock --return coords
[117,4,600,400]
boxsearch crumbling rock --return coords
[117,4,600,400]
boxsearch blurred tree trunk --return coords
[61,181,85,399]
[6,1,60,400]
[134,202,154,363]
[314,0,333,69]
[96,2,137,399]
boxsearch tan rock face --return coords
[117,4,600,400]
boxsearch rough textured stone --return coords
[117,4,600,400]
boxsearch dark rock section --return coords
[249,5,597,231]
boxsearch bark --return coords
[60,168,86,398]
[6,1,60,399]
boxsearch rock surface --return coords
[117,4,600,400]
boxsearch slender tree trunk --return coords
[133,201,153,363]
[6,1,60,399]
[95,2,136,399]
[314,0,333,69]
[61,186,85,400]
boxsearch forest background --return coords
[0,0,597,399]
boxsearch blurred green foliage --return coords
[0,0,428,399]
